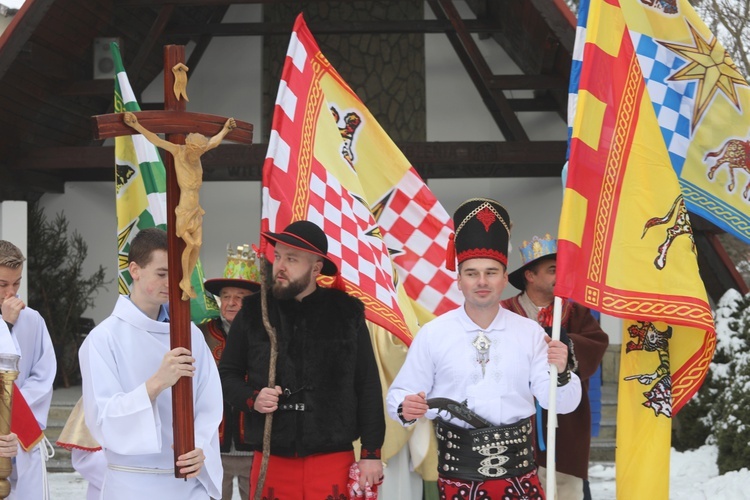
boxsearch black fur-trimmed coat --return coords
[218,286,385,458]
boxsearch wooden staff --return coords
[545,296,563,500]
[254,254,278,500]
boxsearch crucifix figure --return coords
[92,45,253,477]
[123,111,236,300]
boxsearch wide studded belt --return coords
[435,417,535,482]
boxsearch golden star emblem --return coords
[659,22,748,132]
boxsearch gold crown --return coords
[223,244,260,282]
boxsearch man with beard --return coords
[219,220,385,499]
[502,234,608,500]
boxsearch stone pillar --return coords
[262,1,426,143]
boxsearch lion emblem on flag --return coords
[705,138,750,200]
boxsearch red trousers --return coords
[438,468,545,500]
[250,450,354,500]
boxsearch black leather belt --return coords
[278,403,305,411]
[435,417,535,481]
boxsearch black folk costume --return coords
[218,221,385,499]
[386,199,582,500]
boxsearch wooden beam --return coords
[0,167,64,195]
[129,5,176,81]
[0,0,56,79]
[165,19,500,37]
[428,0,529,141]
[59,79,112,96]
[11,141,567,181]
[119,0,394,5]
[91,110,253,141]
[508,94,559,112]
[488,74,567,91]
[185,6,229,71]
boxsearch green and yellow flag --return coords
[112,43,218,323]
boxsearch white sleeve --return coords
[79,331,162,455]
[528,331,582,414]
[16,311,56,428]
[71,448,107,490]
[385,327,437,425]
[0,320,20,356]
[190,325,223,499]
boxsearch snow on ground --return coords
[47,445,750,499]
[588,445,750,500]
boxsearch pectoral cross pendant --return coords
[472,331,491,376]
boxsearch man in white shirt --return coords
[386,198,582,500]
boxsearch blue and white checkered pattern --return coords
[631,31,695,176]
[566,0,588,160]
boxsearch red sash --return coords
[10,383,44,451]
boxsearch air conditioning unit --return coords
[93,37,120,80]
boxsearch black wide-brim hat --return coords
[262,220,338,276]
[448,197,511,270]
[204,278,260,297]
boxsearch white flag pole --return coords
[545,295,563,500]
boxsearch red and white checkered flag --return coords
[262,15,461,345]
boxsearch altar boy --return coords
[79,228,223,499]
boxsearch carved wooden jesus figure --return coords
[123,111,237,300]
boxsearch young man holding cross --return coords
[79,228,223,499]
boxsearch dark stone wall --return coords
[261,1,425,142]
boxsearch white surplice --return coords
[2,305,56,500]
[79,296,222,499]
[71,448,107,500]
[0,318,20,355]
[386,305,581,428]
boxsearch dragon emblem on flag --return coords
[624,321,674,418]
[705,138,750,199]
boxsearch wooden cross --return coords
[92,45,253,477]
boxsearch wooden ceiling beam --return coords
[427,0,529,141]
[185,6,229,71]
[488,74,567,91]
[165,19,500,37]
[9,140,567,180]
[0,0,56,79]
[128,5,176,85]
[508,94,559,112]
[0,168,64,197]
[119,0,389,5]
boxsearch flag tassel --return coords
[445,233,456,271]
